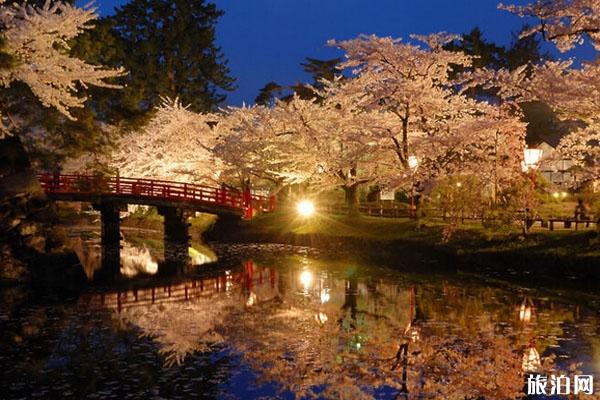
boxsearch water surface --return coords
[1,243,599,399]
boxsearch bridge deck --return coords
[39,174,274,217]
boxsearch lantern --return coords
[522,148,543,172]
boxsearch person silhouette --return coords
[574,199,588,221]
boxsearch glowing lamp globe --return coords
[408,155,419,170]
[297,200,315,217]
[523,148,543,172]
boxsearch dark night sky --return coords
[82,0,596,106]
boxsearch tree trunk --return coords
[343,184,360,216]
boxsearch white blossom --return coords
[111,97,223,184]
[0,0,125,121]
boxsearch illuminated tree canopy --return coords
[0,0,124,122]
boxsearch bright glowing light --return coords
[246,292,257,307]
[561,192,568,198]
[299,270,313,289]
[315,312,328,324]
[296,200,315,217]
[320,288,330,304]
[404,322,420,343]
[519,304,532,323]
[522,148,544,172]
[552,192,560,199]
[120,242,158,277]
[456,182,462,188]
[408,155,418,170]
[522,346,541,372]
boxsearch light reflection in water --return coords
[519,297,534,323]
[299,269,313,290]
[522,344,542,372]
[189,246,216,265]
[320,288,330,304]
[68,231,216,279]
[120,242,158,277]
[246,292,257,307]
[70,254,600,398]
[314,312,328,324]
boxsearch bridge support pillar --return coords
[93,202,124,283]
[158,206,190,275]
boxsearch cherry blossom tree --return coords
[215,104,294,189]
[499,0,600,52]
[218,95,388,212]
[327,34,526,195]
[215,34,526,211]
[500,0,600,185]
[0,0,125,126]
[110,97,223,184]
[269,95,387,210]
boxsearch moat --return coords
[1,239,599,399]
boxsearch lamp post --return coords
[408,156,418,216]
[521,148,543,235]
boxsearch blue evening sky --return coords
[82,0,596,106]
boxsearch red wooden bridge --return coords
[38,173,275,218]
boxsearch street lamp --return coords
[522,148,543,172]
[408,156,418,215]
[296,199,315,217]
[408,155,418,170]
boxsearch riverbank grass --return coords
[244,211,600,258]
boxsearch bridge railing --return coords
[38,174,275,215]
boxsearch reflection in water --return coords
[299,269,313,291]
[523,344,542,372]
[189,246,217,265]
[68,231,216,280]
[3,248,600,399]
[77,255,600,398]
[120,242,158,277]
[82,265,279,367]
[519,297,534,324]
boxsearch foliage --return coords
[495,175,539,234]
[75,0,235,117]
[328,33,526,191]
[0,0,125,168]
[111,97,222,184]
[499,0,600,52]
[0,0,124,121]
[501,0,600,185]
[218,93,389,207]
[426,176,487,219]
[254,57,342,105]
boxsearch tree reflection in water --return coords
[69,233,216,279]
[92,255,594,399]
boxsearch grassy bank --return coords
[238,211,598,255]
[217,211,600,289]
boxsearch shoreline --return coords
[205,213,600,293]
